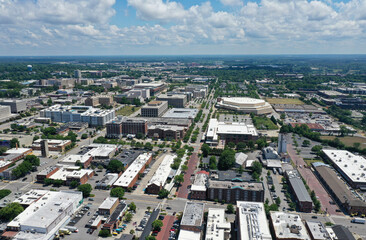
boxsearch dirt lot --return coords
[266,98,304,105]
[320,135,366,147]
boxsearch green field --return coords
[116,106,140,116]
[320,136,366,147]
[266,98,304,105]
[252,116,278,130]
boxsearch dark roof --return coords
[332,225,356,240]
[118,234,133,240]
[215,170,252,182]
[106,202,127,224]
[315,165,365,208]
[288,177,313,203]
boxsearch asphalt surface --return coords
[139,209,159,240]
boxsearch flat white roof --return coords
[49,166,93,181]
[13,189,49,206]
[60,154,91,164]
[322,149,366,184]
[178,230,201,240]
[236,201,272,240]
[270,211,311,240]
[181,202,205,227]
[205,208,230,240]
[191,172,208,192]
[222,97,266,105]
[99,197,119,210]
[5,148,31,155]
[114,153,152,187]
[147,154,175,188]
[206,119,258,142]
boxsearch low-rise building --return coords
[85,144,118,161]
[141,101,168,117]
[36,166,60,182]
[285,170,313,213]
[102,202,128,232]
[59,154,92,168]
[146,154,175,194]
[236,201,272,240]
[162,108,198,119]
[205,208,231,240]
[157,94,187,108]
[148,124,186,140]
[270,212,311,240]
[305,221,331,240]
[113,153,153,189]
[190,171,209,200]
[180,202,205,233]
[98,197,119,215]
[13,189,49,208]
[0,99,27,113]
[207,180,264,203]
[32,139,72,152]
[95,173,119,189]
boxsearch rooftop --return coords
[162,108,198,119]
[208,179,263,191]
[99,197,119,210]
[60,154,91,164]
[286,170,313,203]
[206,119,258,142]
[5,148,32,155]
[147,154,175,188]
[305,221,331,240]
[270,212,311,240]
[181,202,205,227]
[205,208,231,240]
[13,189,49,206]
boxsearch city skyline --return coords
[0,0,365,56]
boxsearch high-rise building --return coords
[141,101,168,117]
[74,69,82,78]
[27,65,32,72]
[0,99,27,113]
[278,133,287,153]
[40,139,49,158]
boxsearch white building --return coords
[205,208,231,240]
[113,153,152,188]
[8,190,82,240]
[322,149,366,189]
[40,105,115,126]
[206,119,258,146]
[270,211,311,240]
[236,201,272,240]
[146,154,175,193]
[216,97,272,115]
[262,146,280,160]
[13,189,49,207]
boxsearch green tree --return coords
[271,185,275,192]
[226,204,235,214]
[0,203,24,221]
[0,146,8,155]
[0,189,11,199]
[209,156,217,169]
[47,98,53,106]
[302,139,310,147]
[275,197,281,206]
[174,174,184,186]
[10,138,19,148]
[181,164,188,172]
[107,159,124,173]
[81,133,88,139]
[237,142,246,151]
[201,144,210,157]
[98,229,111,237]
[158,189,170,199]
[124,212,133,222]
[270,115,277,125]
[44,178,53,186]
[24,155,40,166]
[70,180,80,188]
[252,161,262,176]
[129,202,136,211]
[77,184,92,198]
[42,127,57,135]
[256,138,267,149]
[146,236,156,240]
[227,142,235,149]
[218,149,235,170]
[110,187,125,199]
[152,220,163,231]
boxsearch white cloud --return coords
[220,0,243,7]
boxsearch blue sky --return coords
[0,0,365,55]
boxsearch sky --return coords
[0,0,365,56]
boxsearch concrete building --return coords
[206,119,259,145]
[305,221,331,240]
[0,105,11,119]
[74,69,81,78]
[40,105,115,126]
[178,230,201,240]
[236,201,272,240]
[95,173,119,189]
[145,154,175,194]
[216,97,272,115]
[185,85,208,98]
[13,189,49,208]
[48,166,94,185]
[122,118,147,136]
[157,94,187,108]
[106,117,124,139]
[6,190,82,240]
[322,149,366,189]
[180,202,205,233]
[85,97,100,107]
[205,208,231,240]
[207,180,264,203]
[85,144,118,160]
[98,95,113,106]
[141,101,168,117]
[36,166,59,182]
[269,212,311,240]
[162,108,198,119]
[235,152,248,168]
[59,154,93,168]
[113,153,153,189]
[32,139,72,152]
[148,124,186,140]
[98,197,119,215]
[0,99,27,113]
[190,171,209,200]
[133,81,166,96]
[40,139,49,158]
[285,170,313,213]
[314,164,366,215]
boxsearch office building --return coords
[322,149,366,189]
[36,166,60,182]
[59,154,93,168]
[157,94,187,108]
[146,154,175,194]
[314,164,366,215]
[98,95,113,106]
[162,108,198,119]
[48,166,94,185]
[141,101,168,117]
[113,153,153,188]
[216,97,272,114]
[190,171,209,200]
[85,97,100,107]
[269,212,311,240]
[122,118,148,136]
[40,139,49,158]
[106,117,124,139]
[205,208,231,240]
[285,170,313,213]
[236,201,272,240]
[0,99,27,113]
[6,190,82,240]
[85,144,118,160]
[32,139,72,152]
[185,85,208,98]
[206,119,259,145]
[133,81,166,96]
[40,105,115,126]
[74,69,82,78]
[0,105,11,119]
[207,180,264,203]
[180,202,205,233]
[148,124,186,140]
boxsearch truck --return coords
[59,228,71,235]
[351,218,365,224]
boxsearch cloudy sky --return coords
[0,0,365,55]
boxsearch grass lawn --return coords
[116,106,140,116]
[266,98,304,105]
[320,136,366,147]
[304,158,323,167]
[252,116,278,130]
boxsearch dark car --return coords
[158,215,165,220]
[166,206,171,210]
[22,177,27,181]
[312,216,318,219]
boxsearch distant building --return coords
[148,124,186,140]
[207,179,264,203]
[205,208,231,240]
[122,118,147,136]
[236,201,272,240]
[74,69,82,78]
[278,133,287,154]
[27,65,32,72]
[32,139,72,152]
[157,94,187,108]
[106,117,124,139]
[0,99,27,113]
[0,105,11,119]
[40,139,49,158]
[141,101,168,117]
[216,97,272,114]
[162,108,198,119]
[285,170,313,213]
[98,95,113,106]
[85,97,99,107]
